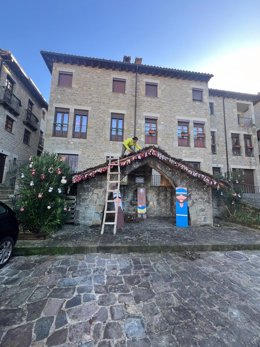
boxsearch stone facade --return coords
[209,90,260,189]
[0,50,47,185]
[44,59,212,173]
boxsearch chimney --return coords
[135,57,142,65]
[123,56,131,63]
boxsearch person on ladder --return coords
[121,136,141,157]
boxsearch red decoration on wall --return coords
[72,146,227,189]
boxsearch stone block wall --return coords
[0,58,45,184]
[209,94,260,187]
[46,62,212,173]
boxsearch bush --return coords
[15,152,71,235]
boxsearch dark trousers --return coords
[121,145,135,157]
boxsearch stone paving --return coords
[15,218,260,256]
[1,251,260,347]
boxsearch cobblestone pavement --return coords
[1,251,260,347]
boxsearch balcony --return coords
[237,114,252,127]
[0,86,21,116]
[23,109,39,131]
[38,137,44,148]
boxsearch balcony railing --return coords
[0,86,21,116]
[23,109,39,131]
[237,115,252,127]
[38,137,44,148]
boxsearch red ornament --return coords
[31,169,36,176]
[40,174,45,180]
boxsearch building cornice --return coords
[209,88,260,103]
[41,50,213,82]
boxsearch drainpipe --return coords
[134,65,138,137]
[222,96,230,177]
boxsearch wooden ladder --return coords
[101,156,121,235]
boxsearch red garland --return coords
[72,148,220,187]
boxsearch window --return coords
[5,75,14,102]
[112,79,126,93]
[58,72,73,87]
[5,116,14,133]
[58,154,78,173]
[231,133,241,156]
[23,129,31,145]
[73,110,88,139]
[194,122,205,147]
[211,131,216,154]
[27,99,33,113]
[213,167,221,176]
[244,135,254,157]
[110,113,124,141]
[237,102,252,127]
[209,102,214,115]
[53,108,69,137]
[178,121,190,147]
[192,88,203,102]
[183,161,201,170]
[145,118,157,144]
[145,83,158,97]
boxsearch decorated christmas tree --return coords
[15,152,71,235]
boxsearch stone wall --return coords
[75,157,213,226]
[0,58,45,184]
[45,62,212,173]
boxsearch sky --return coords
[1,0,260,101]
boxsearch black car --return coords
[0,201,19,268]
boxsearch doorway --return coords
[0,154,7,183]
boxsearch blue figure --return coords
[176,187,188,228]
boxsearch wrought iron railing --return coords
[237,115,252,127]
[38,137,44,148]
[0,86,21,115]
[23,109,39,131]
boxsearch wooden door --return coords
[243,169,255,193]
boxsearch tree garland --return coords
[72,147,228,189]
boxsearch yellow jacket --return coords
[123,138,141,151]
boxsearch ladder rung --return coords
[104,222,116,225]
[106,211,116,213]
[107,199,114,202]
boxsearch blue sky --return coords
[2,0,260,100]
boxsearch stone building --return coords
[0,49,48,186]
[40,51,260,225]
[254,98,260,163]
[209,89,260,192]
